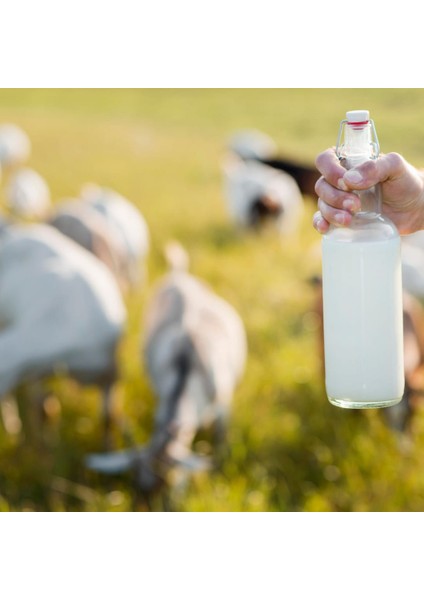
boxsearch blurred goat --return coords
[227,128,320,198]
[5,167,51,219]
[0,124,31,169]
[385,291,424,430]
[47,199,130,291]
[86,241,247,498]
[227,129,278,162]
[258,156,320,199]
[222,154,304,234]
[0,219,126,443]
[401,232,424,300]
[80,184,150,287]
[310,275,424,431]
[6,173,149,290]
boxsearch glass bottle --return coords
[321,110,404,408]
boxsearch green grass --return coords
[2,89,424,511]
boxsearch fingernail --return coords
[316,217,326,231]
[344,170,362,184]
[343,198,359,212]
[313,215,325,231]
[337,178,348,191]
[334,213,346,226]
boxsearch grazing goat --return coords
[222,154,304,233]
[227,129,278,161]
[310,275,424,431]
[227,128,320,199]
[258,156,320,199]
[384,291,424,431]
[80,184,150,287]
[0,220,126,441]
[86,242,247,497]
[5,168,50,219]
[6,173,149,290]
[47,199,130,291]
[0,124,31,169]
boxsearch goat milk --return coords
[321,109,405,409]
[322,233,404,408]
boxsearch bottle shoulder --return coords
[323,214,400,244]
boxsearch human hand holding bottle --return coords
[313,149,424,235]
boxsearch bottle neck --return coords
[343,123,372,163]
[341,122,381,217]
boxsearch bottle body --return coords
[322,213,404,408]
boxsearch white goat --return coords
[80,184,150,286]
[5,167,50,219]
[86,242,247,494]
[227,129,278,162]
[47,199,130,290]
[0,219,126,437]
[222,154,304,233]
[0,124,31,169]
[5,173,148,290]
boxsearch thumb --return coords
[342,153,406,190]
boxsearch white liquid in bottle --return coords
[322,110,405,408]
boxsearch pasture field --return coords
[1,88,424,511]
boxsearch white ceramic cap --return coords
[346,110,370,123]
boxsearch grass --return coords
[1,89,424,511]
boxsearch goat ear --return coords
[84,448,137,474]
[174,452,213,472]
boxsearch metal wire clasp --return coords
[336,119,380,160]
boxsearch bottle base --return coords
[328,396,402,409]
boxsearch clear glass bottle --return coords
[321,110,404,408]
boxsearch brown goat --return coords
[226,129,320,200]
[258,157,320,199]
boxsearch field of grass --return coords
[2,88,424,511]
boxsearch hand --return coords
[312,148,424,235]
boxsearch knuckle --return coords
[315,151,326,170]
[318,198,329,216]
[317,179,344,207]
[314,176,325,195]
[385,152,405,172]
[315,148,333,171]
[312,210,322,224]
[357,160,378,181]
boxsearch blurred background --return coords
[1,88,424,512]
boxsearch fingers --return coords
[315,148,361,218]
[317,149,407,192]
[315,148,346,188]
[341,153,406,190]
[314,148,356,233]
[312,211,329,234]
[318,198,352,228]
[313,150,409,234]
[312,203,352,234]
[315,176,361,212]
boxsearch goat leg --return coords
[100,381,116,451]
